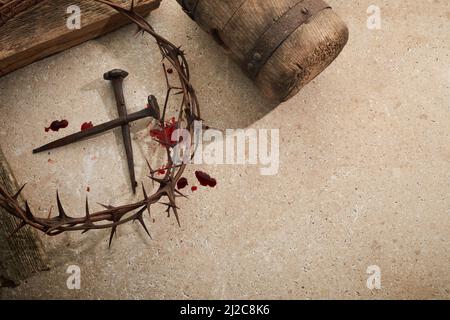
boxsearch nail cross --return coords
[33,69,160,194]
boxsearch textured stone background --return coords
[0,0,449,299]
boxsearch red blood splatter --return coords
[191,186,198,192]
[177,177,188,190]
[195,171,217,188]
[81,121,94,131]
[157,168,166,175]
[45,120,69,132]
[150,120,178,147]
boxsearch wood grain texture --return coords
[195,0,245,31]
[257,8,349,101]
[0,0,161,77]
[0,0,46,27]
[178,0,348,101]
[0,148,48,287]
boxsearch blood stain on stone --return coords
[81,121,94,131]
[45,120,69,132]
[150,120,178,147]
[177,177,188,190]
[195,171,217,187]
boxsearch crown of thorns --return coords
[0,0,202,247]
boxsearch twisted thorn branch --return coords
[0,0,201,247]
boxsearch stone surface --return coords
[0,0,449,299]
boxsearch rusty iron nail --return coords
[33,108,155,154]
[103,69,137,194]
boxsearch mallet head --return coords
[147,95,161,120]
[103,69,129,81]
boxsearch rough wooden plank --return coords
[0,0,161,77]
[0,148,49,288]
[0,0,46,27]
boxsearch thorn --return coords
[147,176,155,188]
[108,226,117,249]
[145,158,153,173]
[134,207,152,239]
[85,196,91,222]
[56,191,67,219]
[98,203,115,210]
[80,197,93,234]
[138,217,152,239]
[174,189,188,199]
[139,217,153,239]
[134,26,144,36]
[24,201,34,221]
[8,221,26,238]
[172,206,181,227]
[158,202,180,210]
[107,210,122,248]
[149,176,166,185]
[165,188,181,227]
[13,183,27,200]
[145,159,158,186]
[142,183,151,219]
[142,183,148,199]
[47,205,53,219]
